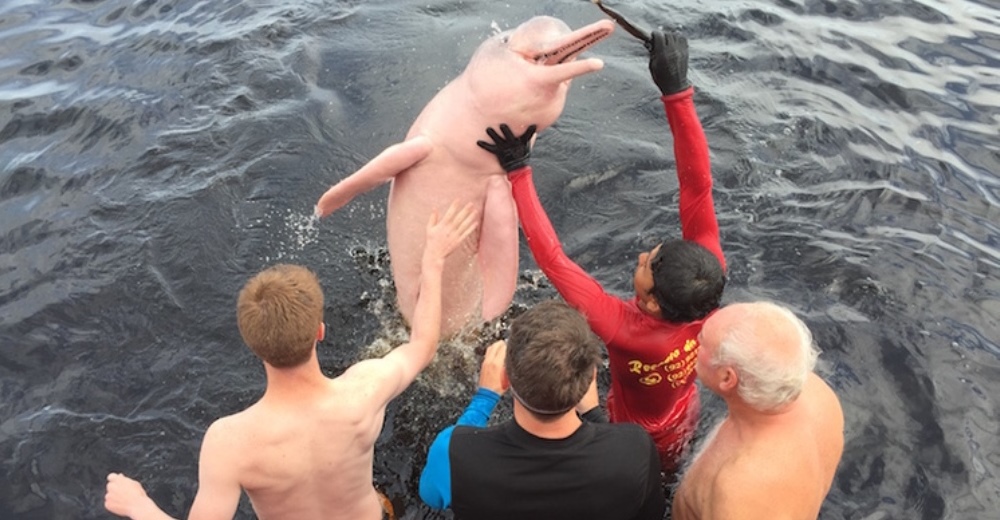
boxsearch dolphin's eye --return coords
[501,35,510,43]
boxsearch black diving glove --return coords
[648,30,691,95]
[477,124,537,173]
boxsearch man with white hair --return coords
[672,301,844,520]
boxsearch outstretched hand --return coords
[477,124,537,173]
[648,30,690,95]
[423,201,478,267]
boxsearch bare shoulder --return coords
[806,373,846,477]
[809,374,844,417]
[674,460,775,520]
[195,412,255,479]
[714,434,834,518]
[334,358,404,408]
[338,358,395,388]
[670,478,699,520]
[710,464,790,519]
[203,404,275,448]
[340,358,404,386]
[805,373,845,448]
[202,412,249,450]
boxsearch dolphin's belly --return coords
[385,161,503,334]
[386,163,492,265]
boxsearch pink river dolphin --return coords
[316,16,614,338]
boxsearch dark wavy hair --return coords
[650,239,725,323]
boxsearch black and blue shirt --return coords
[419,388,665,520]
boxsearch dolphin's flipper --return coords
[478,176,520,321]
[316,136,433,217]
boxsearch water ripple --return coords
[1,0,999,518]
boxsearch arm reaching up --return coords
[419,340,508,509]
[649,31,725,269]
[478,124,629,342]
[377,201,479,400]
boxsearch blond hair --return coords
[237,264,323,368]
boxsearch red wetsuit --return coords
[508,88,725,474]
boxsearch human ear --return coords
[719,367,738,392]
[317,322,326,342]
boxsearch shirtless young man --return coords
[672,302,845,520]
[104,202,478,520]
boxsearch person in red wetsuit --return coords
[476,31,726,476]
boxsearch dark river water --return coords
[1,0,998,518]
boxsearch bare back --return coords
[673,374,844,520]
[211,377,388,520]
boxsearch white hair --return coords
[710,302,820,411]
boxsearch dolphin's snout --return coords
[532,20,614,66]
[556,28,613,64]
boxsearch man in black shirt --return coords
[419,300,665,520]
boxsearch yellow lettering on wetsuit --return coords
[626,338,700,387]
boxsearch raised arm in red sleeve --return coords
[662,88,726,272]
[507,167,626,342]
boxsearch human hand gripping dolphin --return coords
[476,124,537,174]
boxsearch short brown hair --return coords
[237,264,324,368]
[506,300,603,415]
